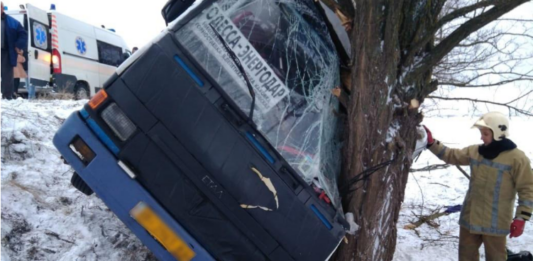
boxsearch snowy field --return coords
[1,98,532,260]
[1,99,155,261]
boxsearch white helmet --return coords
[472,111,510,141]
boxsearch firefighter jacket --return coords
[428,140,533,236]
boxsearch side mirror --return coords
[161,0,196,25]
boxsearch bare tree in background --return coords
[318,0,533,260]
[429,0,533,116]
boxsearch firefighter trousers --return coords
[459,226,507,261]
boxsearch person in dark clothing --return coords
[1,2,28,99]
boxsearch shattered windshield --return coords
[176,0,342,208]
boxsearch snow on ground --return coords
[0,98,532,260]
[1,99,156,261]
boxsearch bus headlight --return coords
[101,103,136,141]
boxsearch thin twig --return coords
[411,174,425,216]
[45,230,76,245]
[455,165,471,180]
[505,90,533,105]
[429,182,450,188]
[428,96,533,116]
[410,164,450,172]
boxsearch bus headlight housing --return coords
[101,103,136,141]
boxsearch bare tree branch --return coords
[405,1,529,87]
[498,32,533,41]
[456,166,471,180]
[497,18,533,22]
[439,78,533,87]
[404,0,501,65]
[438,1,501,29]
[441,70,533,86]
[505,90,533,105]
[428,95,533,116]
[410,164,450,172]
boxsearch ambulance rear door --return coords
[26,3,51,87]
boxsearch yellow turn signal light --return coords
[89,89,108,109]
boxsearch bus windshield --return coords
[176,0,342,207]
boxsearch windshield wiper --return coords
[209,24,256,123]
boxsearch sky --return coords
[2,0,532,53]
[2,0,169,50]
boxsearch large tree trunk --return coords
[335,2,422,261]
[332,0,529,260]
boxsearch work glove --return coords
[423,126,434,147]
[509,218,525,238]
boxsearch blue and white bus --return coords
[53,1,350,260]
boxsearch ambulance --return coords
[5,3,130,99]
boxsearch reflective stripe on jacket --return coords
[429,140,533,236]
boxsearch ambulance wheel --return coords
[74,82,89,100]
[71,172,93,196]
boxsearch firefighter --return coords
[424,111,533,261]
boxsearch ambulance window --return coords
[30,19,50,51]
[97,41,123,67]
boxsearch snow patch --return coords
[386,120,400,142]
[412,126,428,159]
[1,100,157,261]
[344,212,359,235]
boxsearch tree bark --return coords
[336,2,411,260]
[333,0,529,260]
